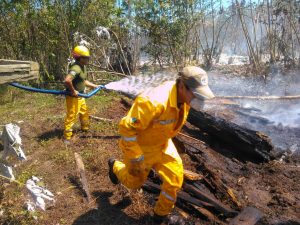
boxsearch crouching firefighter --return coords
[108,66,215,223]
[63,45,99,144]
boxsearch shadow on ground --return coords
[38,128,63,141]
[72,191,153,225]
[79,135,120,140]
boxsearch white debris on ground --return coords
[1,123,26,161]
[25,176,55,211]
[0,123,26,180]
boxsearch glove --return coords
[128,155,145,177]
[71,90,79,97]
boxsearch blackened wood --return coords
[180,139,242,209]
[229,207,263,225]
[192,205,227,225]
[187,108,273,163]
[143,181,213,209]
[183,183,237,217]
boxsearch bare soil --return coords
[0,92,299,225]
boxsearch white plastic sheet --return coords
[0,163,15,180]
[26,176,55,211]
[0,124,26,180]
[1,123,26,161]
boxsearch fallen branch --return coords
[89,70,128,77]
[143,181,213,209]
[74,153,91,203]
[89,65,128,77]
[206,98,240,106]
[184,169,204,181]
[183,183,237,217]
[95,78,114,82]
[89,115,113,122]
[218,95,300,100]
[193,205,227,225]
[178,132,206,145]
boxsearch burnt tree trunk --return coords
[187,108,273,163]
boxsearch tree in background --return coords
[1,0,299,80]
[0,0,116,81]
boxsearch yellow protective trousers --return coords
[64,95,89,140]
[113,139,184,216]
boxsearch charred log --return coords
[183,183,237,217]
[174,137,243,209]
[143,181,237,218]
[143,181,213,209]
[187,108,274,163]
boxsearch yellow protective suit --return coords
[64,95,89,140]
[113,81,190,216]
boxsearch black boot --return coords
[152,214,166,224]
[108,158,119,185]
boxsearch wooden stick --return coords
[218,95,300,100]
[89,115,113,122]
[193,205,227,225]
[178,132,206,145]
[74,153,91,203]
[143,181,213,209]
[88,65,128,77]
[183,183,238,217]
[183,169,204,181]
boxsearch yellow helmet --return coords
[72,45,90,58]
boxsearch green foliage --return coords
[1,0,299,76]
[133,1,199,67]
[0,0,117,81]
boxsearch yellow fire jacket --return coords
[119,81,190,159]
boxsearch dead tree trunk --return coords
[187,108,273,163]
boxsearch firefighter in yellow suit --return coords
[63,46,99,143]
[108,66,215,223]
